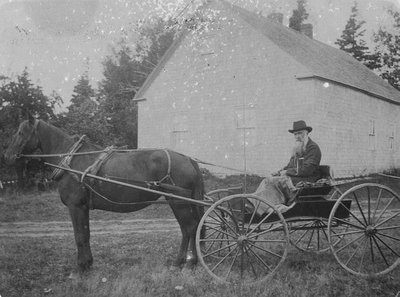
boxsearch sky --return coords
[0,0,399,110]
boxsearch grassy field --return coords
[1,173,400,297]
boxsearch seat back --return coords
[319,165,332,180]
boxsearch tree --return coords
[372,9,400,90]
[0,69,60,122]
[0,69,62,180]
[98,18,176,148]
[288,0,309,31]
[335,2,377,68]
[59,72,110,146]
[0,69,61,140]
[69,71,95,110]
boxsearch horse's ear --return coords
[27,110,35,125]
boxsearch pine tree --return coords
[69,71,95,111]
[372,9,400,90]
[98,18,176,148]
[335,2,368,62]
[289,0,309,32]
[61,72,110,145]
[335,2,373,67]
[0,69,61,179]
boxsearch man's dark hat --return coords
[288,120,312,133]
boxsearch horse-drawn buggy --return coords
[4,117,400,284]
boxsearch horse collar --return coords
[49,135,87,180]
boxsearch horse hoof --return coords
[169,265,180,272]
[172,258,185,268]
[183,261,197,270]
[68,272,80,280]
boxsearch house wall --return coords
[138,7,318,176]
[311,79,400,177]
[138,2,400,177]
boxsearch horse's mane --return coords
[39,120,102,150]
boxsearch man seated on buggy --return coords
[251,120,322,214]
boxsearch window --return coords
[171,115,188,148]
[234,104,256,147]
[369,120,376,150]
[389,125,395,150]
[234,105,256,129]
[369,120,375,136]
[197,34,216,56]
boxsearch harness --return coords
[44,136,178,208]
[50,135,87,180]
[82,148,178,209]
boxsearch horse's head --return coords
[4,116,40,165]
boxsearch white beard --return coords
[292,140,305,156]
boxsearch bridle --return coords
[14,119,40,159]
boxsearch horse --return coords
[4,115,205,272]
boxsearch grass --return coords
[1,173,400,297]
[2,233,399,297]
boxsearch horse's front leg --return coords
[60,178,93,272]
[68,201,93,271]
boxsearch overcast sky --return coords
[0,0,399,110]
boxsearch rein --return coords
[18,149,136,158]
[378,173,400,180]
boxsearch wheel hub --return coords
[237,235,247,246]
[365,225,377,237]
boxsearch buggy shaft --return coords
[44,162,212,207]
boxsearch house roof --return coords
[135,0,400,105]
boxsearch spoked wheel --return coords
[196,194,289,284]
[205,186,243,203]
[328,183,400,276]
[289,218,345,253]
[289,186,347,253]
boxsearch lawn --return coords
[1,173,400,297]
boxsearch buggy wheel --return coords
[196,194,289,284]
[205,186,243,202]
[289,218,344,253]
[328,183,400,276]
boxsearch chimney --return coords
[267,12,283,24]
[300,23,313,39]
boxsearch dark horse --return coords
[4,115,205,271]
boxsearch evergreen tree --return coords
[60,72,110,145]
[0,69,59,123]
[0,69,61,179]
[69,71,95,110]
[372,9,400,90]
[98,18,176,148]
[289,0,309,31]
[335,2,376,68]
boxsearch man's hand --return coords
[272,170,287,176]
[274,202,296,213]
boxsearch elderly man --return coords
[252,120,322,214]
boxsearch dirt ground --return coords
[0,218,179,237]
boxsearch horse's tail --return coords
[189,157,206,241]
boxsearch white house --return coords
[135,0,400,177]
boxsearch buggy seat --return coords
[295,165,334,200]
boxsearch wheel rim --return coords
[328,183,400,276]
[196,194,289,284]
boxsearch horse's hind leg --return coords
[169,203,199,267]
